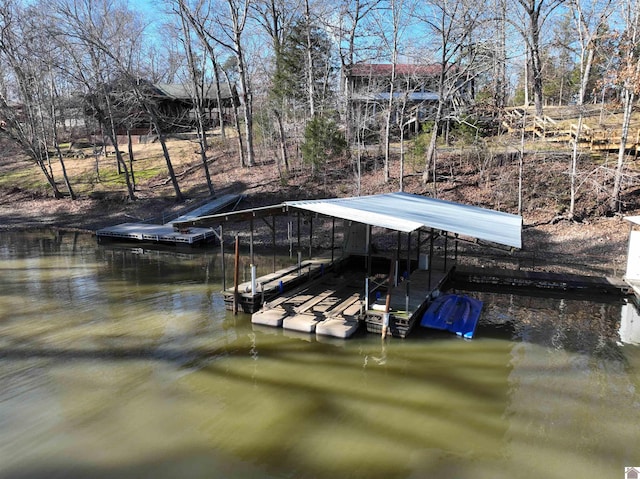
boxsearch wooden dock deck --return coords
[247,254,456,339]
[364,267,455,338]
[224,255,342,313]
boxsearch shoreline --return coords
[0,194,631,280]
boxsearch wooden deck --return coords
[364,267,455,338]
[224,255,343,313]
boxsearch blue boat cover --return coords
[420,294,483,339]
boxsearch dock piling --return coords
[233,235,240,315]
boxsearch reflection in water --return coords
[0,230,638,479]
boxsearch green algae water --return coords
[0,230,638,479]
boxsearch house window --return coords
[627,468,639,479]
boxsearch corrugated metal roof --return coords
[285,192,522,249]
[153,83,234,100]
[349,63,442,77]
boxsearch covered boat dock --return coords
[173,192,523,338]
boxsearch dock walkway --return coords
[454,265,630,295]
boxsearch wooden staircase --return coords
[502,109,640,157]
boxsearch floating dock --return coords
[251,270,364,339]
[96,194,240,246]
[96,222,217,245]
[247,254,456,339]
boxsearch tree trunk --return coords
[127,129,136,190]
[569,109,584,219]
[274,108,289,173]
[211,57,226,139]
[104,96,135,201]
[611,89,634,213]
[53,143,75,200]
[304,0,316,117]
[235,38,255,167]
[223,68,246,167]
[153,119,184,202]
[422,100,443,194]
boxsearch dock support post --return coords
[251,264,257,295]
[444,231,448,271]
[428,229,434,289]
[455,233,459,261]
[366,224,372,276]
[220,225,226,291]
[365,277,369,311]
[406,232,411,312]
[382,256,396,339]
[233,235,240,315]
[396,231,401,286]
[250,218,254,265]
[331,218,335,262]
[308,216,313,259]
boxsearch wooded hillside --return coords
[1,0,639,223]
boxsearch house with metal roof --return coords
[344,62,473,135]
[149,82,239,131]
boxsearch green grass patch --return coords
[0,167,49,190]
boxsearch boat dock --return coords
[170,192,524,339]
[246,253,456,339]
[96,194,241,245]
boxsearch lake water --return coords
[0,230,638,479]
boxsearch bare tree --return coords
[252,0,299,173]
[330,0,381,145]
[175,3,215,195]
[567,0,614,219]
[416,0,486,189]
[176,0,255,167]
[57,0,187,201]
[510,0,566,116]
[610,0,640,213]
[0,0,76,199]
[373,0,415,183]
